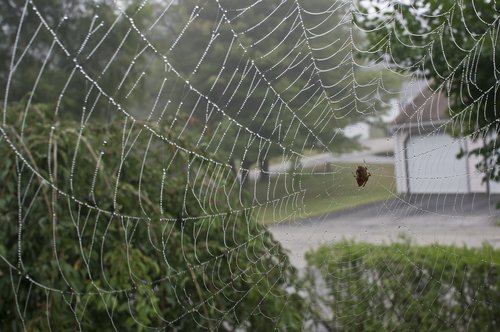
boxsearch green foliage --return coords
[306,241,500,331]
[0,102,306,330]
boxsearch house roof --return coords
[392,86,450,129]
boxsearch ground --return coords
[270,193,500,268]
[253,138,396,224]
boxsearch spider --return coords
[353,162,371,187]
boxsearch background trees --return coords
[163,0,402,183]
[1,0,158,121]
[1,0,402,183]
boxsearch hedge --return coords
[0,102,306,331]
[306,241,500,331]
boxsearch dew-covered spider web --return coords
[1,0,499,330]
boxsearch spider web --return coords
[0,0,499,330]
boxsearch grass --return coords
[251,162,396,224]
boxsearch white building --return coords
[391,87,500,194]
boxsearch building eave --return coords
[389,120,448,134]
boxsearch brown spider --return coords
[353,162,371,187]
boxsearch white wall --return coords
[467,138,488,193]
[405,134,469,193]
[393,131,500,194]
[394,132,408,193]
[489,177,500,193]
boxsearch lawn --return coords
[251,162,396,224]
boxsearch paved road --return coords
[249,138,394,179]
[269,194,500,268]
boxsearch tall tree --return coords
[1,0,159,121]
[162,0,401,184]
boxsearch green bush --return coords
[306,241,500,331]
[0,102,306,331]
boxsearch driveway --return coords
[269,193,500,268]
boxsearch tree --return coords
[160,0,402,185]
[357,0,500,184]
[1,0,158,121]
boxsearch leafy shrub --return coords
[0,103,306,331]
[306,241,500,331]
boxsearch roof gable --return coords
[393,86,450,129]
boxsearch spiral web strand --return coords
[0,0,499,330]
